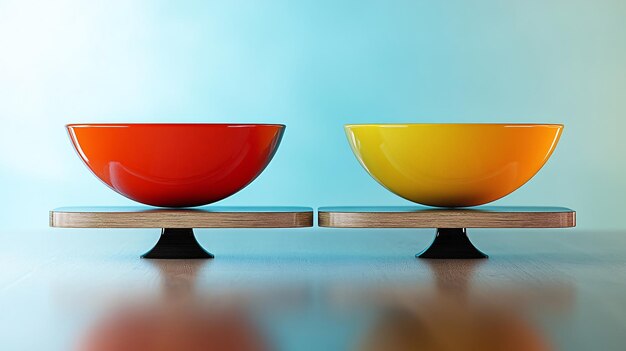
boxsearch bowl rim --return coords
[345,123,563,128]
[66,123,286,128]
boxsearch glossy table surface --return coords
[1,227,625,350]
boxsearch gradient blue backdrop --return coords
[1,0,625,229]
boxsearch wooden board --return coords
[50,206,313,229]
[318,206,575,228]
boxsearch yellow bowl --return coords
[345,123,563,207]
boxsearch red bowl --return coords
[67,123,285,207]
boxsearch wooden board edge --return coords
[318,210,576,229]
[49,210,314,228]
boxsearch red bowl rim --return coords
[66,123,286,128]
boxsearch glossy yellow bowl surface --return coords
[345,124,563,207]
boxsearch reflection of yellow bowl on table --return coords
[345,124,563,207]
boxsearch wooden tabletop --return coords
[2,227,626,350]
[319,206,576,228]
[50,206,314,228]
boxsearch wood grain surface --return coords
[318,206,575,228]
[50,206,314,228]
[3,228,626,350]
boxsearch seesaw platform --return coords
[318,206,576,259]
[50,206,313,259]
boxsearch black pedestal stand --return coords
[141,228,214,259]
[417,228,488,259]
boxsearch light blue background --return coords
[1,0,625,230]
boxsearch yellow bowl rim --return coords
[345,123,564,128]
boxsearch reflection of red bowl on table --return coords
[67,123,285,207]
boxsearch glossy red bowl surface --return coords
[67,123,285,207]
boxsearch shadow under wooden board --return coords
[318,206,576,259]
[50,206,314,259]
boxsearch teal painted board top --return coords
[318,206,574,213]
[53,206,314,213]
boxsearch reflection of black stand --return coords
[417,228,487,259]
[425,259,482,294]
[148,259,207,300]
[142,228,214,259]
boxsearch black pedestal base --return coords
[417,228,488,259]
[141,228,214,259]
